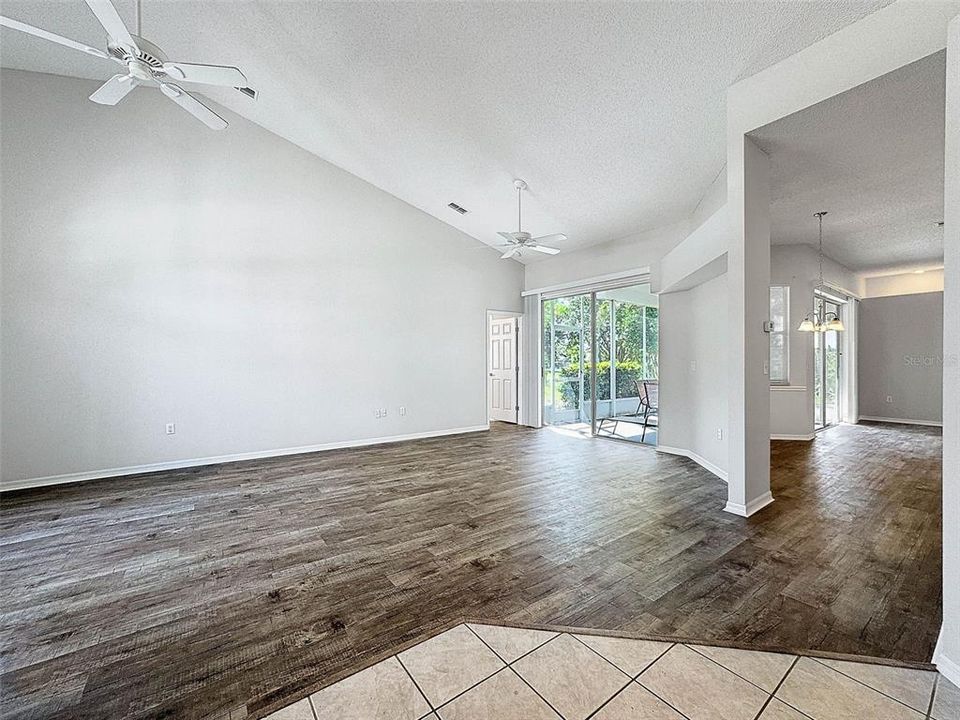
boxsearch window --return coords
[769,286,789,384]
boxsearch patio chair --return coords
[637,379,658,442]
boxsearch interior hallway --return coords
[0,422,942,719]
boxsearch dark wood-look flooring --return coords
[0,421,941,720]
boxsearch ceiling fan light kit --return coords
[495,178,566,259]
[0,0,254,130]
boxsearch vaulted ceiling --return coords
[0,1,891,261]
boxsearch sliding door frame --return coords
[539,273,653,440]
[813,289,847,431]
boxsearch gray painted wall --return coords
[0,70,523,484]
[858,292,943,424]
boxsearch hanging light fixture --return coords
[824,314,845,332]
[797,211,844,333]
[798,317,817,332]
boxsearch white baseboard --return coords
[858,415,942,427]
[934,626,960,688]
[724,491,775,518]
[0,425,491,493]
[657,445,728,482]
[770,433,815,441]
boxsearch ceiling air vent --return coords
[448,202,469,215]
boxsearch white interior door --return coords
[489,317,518,423]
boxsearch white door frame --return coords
[486,310,522,424]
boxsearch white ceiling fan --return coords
[0,0,255,130]
[496,179,566,259]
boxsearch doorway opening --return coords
[541,282,659,445]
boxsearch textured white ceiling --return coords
[0,1,891,262]
[751,51,945,274]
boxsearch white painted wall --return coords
[0,70,523,486]
[936,11,960,684]
[654,205,728,294]
[725,134,773,516]
[659,273,729,481]
[769,244,859,438]
[862,269,945,298]
[523,220,688,292]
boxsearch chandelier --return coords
[798,211,844,333]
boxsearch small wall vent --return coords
[448,202,469,215]
[235,86,259,100]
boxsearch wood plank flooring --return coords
[0,421,941,720]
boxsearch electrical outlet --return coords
[374,409,381,418]
[717,428,723,440]
[763,360,769,376]
[399,406,406,416]
[380,407,387,418]
[690,360,697,372]
[165,423,176,435]
[886,395,893,403]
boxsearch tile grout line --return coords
[505,665,567,720]
[685,642,793,697]
[629,644,697,720]
[630,679,695,720]
[263,623,938,720]
[395,652,438,718]
[465,622,559,667]
[431,665,514,714]
[567,636,692,720]
[926,673,939,720]
[414,630,512,717]
[463,623,565,719]
[567,632,644,679]
[562,634,645,713]
[809,654,936,714]
[581,676,640,720]
[750,656,805,720]
[631,642,677,681]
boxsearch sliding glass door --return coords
[593,286,659,444]
[542,294,592,428]
[813,295,842,430]
[542,283,659,445]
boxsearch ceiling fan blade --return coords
[83,0,137,51]
[162,62,247,87]
[497,231,518,243]
[160,83,228,130]
[531,233,567,245]
[89,74,138,105]
[527,244,560,255]
[500,247,521,259]
[0,16,109,58]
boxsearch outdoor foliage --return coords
[543,296,658,411]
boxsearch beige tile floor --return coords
[264,623,959,720]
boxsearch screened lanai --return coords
[542,283,659,445]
